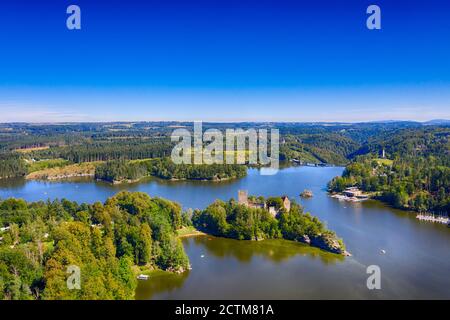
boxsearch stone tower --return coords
[281,196,291,212]
[238,190,248,206]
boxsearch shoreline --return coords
[329,191,449,224]
[177,227,207,238]
[192,228,350,256]
[26,173,94,180]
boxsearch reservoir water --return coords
[1,166,449,299]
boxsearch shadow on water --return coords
[135,270,190,300]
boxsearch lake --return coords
[1,166,449,299]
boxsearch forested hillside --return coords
[0,191,189,299]
[329,127,450,214]
[0,122,448,182]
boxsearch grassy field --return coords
[27,159,70,173]
[14,146,50,153]
[374,158,394,166]
[176,226,206,238]
[26,161,102,180]
[129,158,153,164]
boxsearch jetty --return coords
[416,214,449,225]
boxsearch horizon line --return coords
[1,119,449,125]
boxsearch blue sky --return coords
[0,0,449,122]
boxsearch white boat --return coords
[137,274,149,280]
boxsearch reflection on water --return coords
[0,177,27,189]
[136,235,346,300]
[190,236,344,265]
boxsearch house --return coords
[343,187,364,198]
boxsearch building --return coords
[238,190,266,209]
[268,206,277,217]
[238,190,290,214]
[343,187,362,197]
[249,202,266,209]
[281,196,291,212]
[238,190,249,206]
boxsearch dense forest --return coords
[279,133,360,165]
[39,141,173,163]
[0,191,189,299]
[329,127,450,214]
[192,196,347,254]
[94,158,247,183]
[1,121,448,179]
[0,153,27,179]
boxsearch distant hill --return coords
[423,119,450,126]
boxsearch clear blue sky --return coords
[0,0,449,122]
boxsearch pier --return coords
[416,214,449,225]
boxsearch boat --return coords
[416,214,449,225]
[137,274,149,280]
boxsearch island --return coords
[15,157,247,184]
[300,189,314,198]
[192,190,349,256]
[94,158,247,184]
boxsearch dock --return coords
[416,214,449,225]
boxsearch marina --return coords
[416,214,450,225]
[330,187,369,202]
